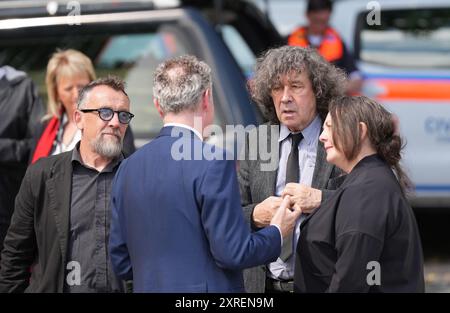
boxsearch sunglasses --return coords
[80,108,134,124]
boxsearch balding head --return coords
[152,55,212,114]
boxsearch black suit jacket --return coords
[237,123,345,293]
[294,154,425,293]
[0,152,73,292]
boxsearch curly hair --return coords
[250,45,347,123]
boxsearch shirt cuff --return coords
[272,224,283,248]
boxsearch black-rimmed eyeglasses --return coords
[80,108,134,124]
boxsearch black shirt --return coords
[64,144,124,292]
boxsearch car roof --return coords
[331,0,450,52]
[0,0,178,17]
[334,0,450,9]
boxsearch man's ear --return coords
[74,109,83,130]
[154,98,164,118]
[202,89,211,112]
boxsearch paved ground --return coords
[425,261,450,292]
[415,209,450,293]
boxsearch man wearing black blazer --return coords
[238,46,347,293]
[0,76,133,292]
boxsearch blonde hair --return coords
[45,49,96,119]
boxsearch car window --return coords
[96,30,189,138]
[249,0,306,36]
[359,8,450,68]
[220,24,256,78]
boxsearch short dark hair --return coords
[77,75,129,108]
[307,0,332,13]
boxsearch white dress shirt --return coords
[268,115,322,280]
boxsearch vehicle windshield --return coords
[0,24,220,142]
[359,8,450,69]
[96,31,189,138]
[220,24,256,78]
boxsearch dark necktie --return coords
[279,132,303,262]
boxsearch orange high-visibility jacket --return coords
[288,26,344,62]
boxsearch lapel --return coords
[45,152,73,264]
[311,140,333,189]
[257,123,279,197]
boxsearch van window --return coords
[359,8,450,68]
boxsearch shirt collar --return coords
[61,112,68,126]
[164,123,203,141]
[0,65,26,82]
[279,115,322,145]
[56,112,69,144]
[71,142,124,173]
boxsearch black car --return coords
[0,0,283,147]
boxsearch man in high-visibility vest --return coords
[288,0,362,94]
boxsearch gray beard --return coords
[91,133,123,159]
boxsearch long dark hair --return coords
[329,95,412,195]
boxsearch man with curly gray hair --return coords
[238,45,347,293]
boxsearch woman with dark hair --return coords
[293,95,425,292]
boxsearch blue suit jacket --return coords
[109,126,281,292]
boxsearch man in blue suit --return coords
[109,55,301,292]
